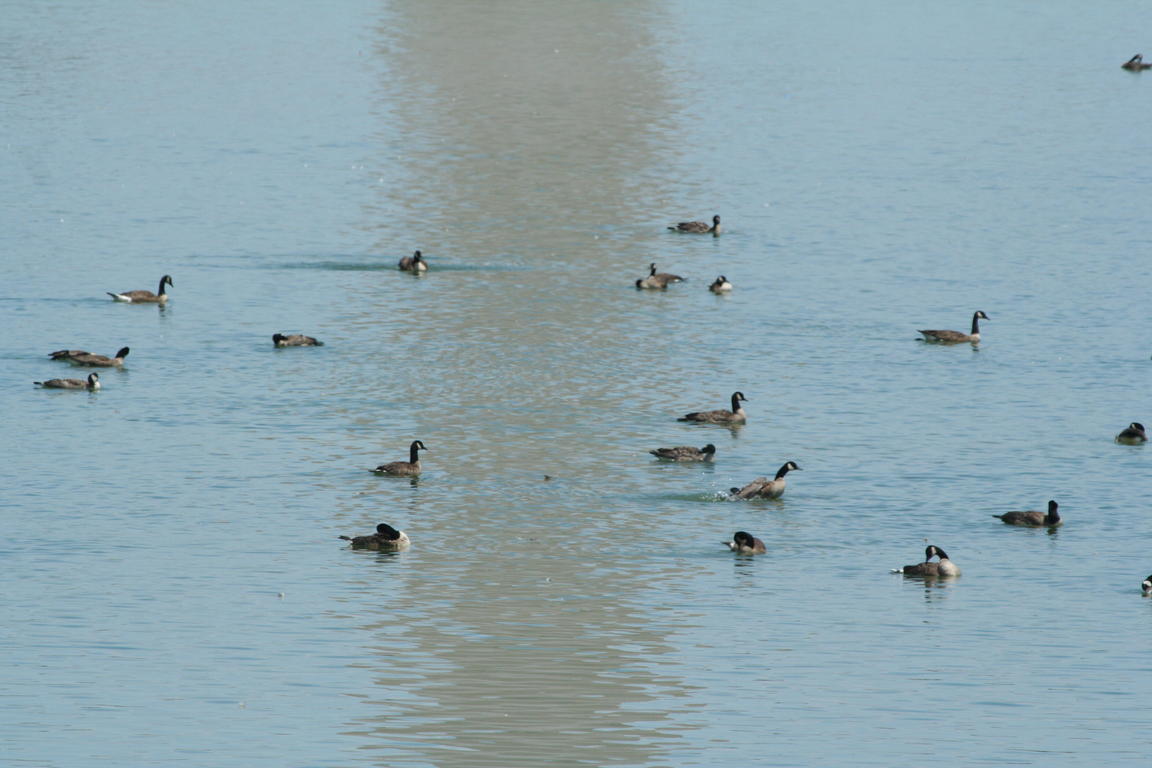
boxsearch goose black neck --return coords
[409,442,422,463]
[971,313,981,334]
[730,392,743,412]
[157,276,168,296]
[775,463,791,479]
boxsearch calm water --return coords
[3,1,1152,765]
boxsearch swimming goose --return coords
[339,523,411,550]
[893,545,961,577]
[635,263,685,290]
[1123,54,1152,71]
[649,443,717,461]
[994,499,1062,527]
[398,250,427,272]
[373,440,426,476]
[35,372,100,390]
[49,347,130,366]
[918,311,989,344]
[730,461,801,499]
[1116,422,1147,444]
[668,214,721,234]
[725,531,767,554]
[678,391,747,424]
[107,274,173,303]
[273,333,323,347]
[709,275,733,293]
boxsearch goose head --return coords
[776,460,801,478]
[114,347,131,360]
[726,531,762,553]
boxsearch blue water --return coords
[3,1,1152,766]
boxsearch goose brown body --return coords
[1116,422,1147,444]
[709,275,733,293]
[679,391,747,424]
[730,461,801,499]
[49,347,130,366]
[668,214,721,234]
[398,250,427,272]
[894,545,961,577]
[339,523,411,550]
[635,263,684,289]
[273,333,323,347]
[107,275,173,303]
[35,372,100,390]
[1123,54,1152,70]
[994,500,1062,527]
[373,440,427,476]
[918,311,989,344]
[726,531,767,554]
[649,443,716,462]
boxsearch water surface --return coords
[3,1,1152,766]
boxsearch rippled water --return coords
[4,1,1152,766]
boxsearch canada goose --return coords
[668,214,721,234]
[398,250,427,272]
[994,499,1062,527]
[35,372,100,390]
[49,347,130,367]
[373,440,426,476]
[339,523,411,551]
[272,333,323,347]
[892,545,961,577]
[678,391,747,424]
[918,311,989,344]
[725,531,766,554]
[649,443,716,461]
[635,263,685,290]
[709,275,733,293]
[107,274,173,303]
[1143,574,1152,594]
[730,461,801,499]
[1123,54,1152,71]
[1116,422,1147,444]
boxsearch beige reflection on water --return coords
[330,1,697,766]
